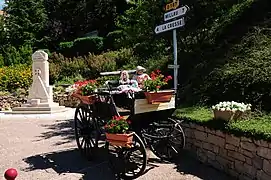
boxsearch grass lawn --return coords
[174,106,271,141]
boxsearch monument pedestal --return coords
[8,106,67,114]
[6,50,68,115]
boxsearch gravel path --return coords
[0,109,235,180]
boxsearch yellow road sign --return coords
[164,0,179,12]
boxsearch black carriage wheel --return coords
[74,104,97,159]
[148,118,185,161]
[108,133,147,179]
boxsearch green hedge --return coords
[59,41,74,57]
[174,106,271,141]
[59,36,104,57]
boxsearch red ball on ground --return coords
[4,168,18,180]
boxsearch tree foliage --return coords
[112,0,170,58]
[4,0,47,49]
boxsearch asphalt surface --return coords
[0,109,235,180]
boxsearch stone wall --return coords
[0,95,27,111]
[53,94,80,108]
[182,122,271,180]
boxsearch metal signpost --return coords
[155,1,189,93]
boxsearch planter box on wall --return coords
[213,110,249,121]
[213,110,234,121]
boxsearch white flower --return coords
[212,101,252,112]
[225,107,231,111]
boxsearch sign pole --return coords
[173,29,178,93]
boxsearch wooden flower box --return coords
[144,90,174,104]
[71,91,96,105]
[105,132,134,147]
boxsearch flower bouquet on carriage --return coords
[143,70,174,104]
[68,80,98,104]
[104,116,133,147]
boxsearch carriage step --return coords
[116,107,130,113]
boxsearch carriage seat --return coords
[105,80,120,90]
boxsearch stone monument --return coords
[10,50,66,114]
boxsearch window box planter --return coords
[106,132,134,147]
[71,90,96,104]
[144,90,174,104]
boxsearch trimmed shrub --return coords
[59,41,74,57]
[73,36,104,56]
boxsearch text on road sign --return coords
[155,17,185,34]
[164,6,189,21]
[164,0,179,12]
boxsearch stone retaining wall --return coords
[0,95,27,111]
[182,122,271,180]
[53,94,80,108]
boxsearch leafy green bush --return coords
[49,62,61,84]
[73,36,104,56]
[104,30,125,50]
[2,44,32,66]
[49,51,117,83]
[84,53,117,77]
[55,75,84,86]
[198,27,271,111]
[49,48,170,85]
[0,64,32,92]
[59,41,74,57]
[0,54,4,67]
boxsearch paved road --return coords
[0,109,235,180]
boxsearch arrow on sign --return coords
[155,17,185,34]
[164,5,189,22]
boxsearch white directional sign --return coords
[168,64,180,69]
[155,17,185,34]
[164,6,189,22]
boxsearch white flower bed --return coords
[212,101,252,112]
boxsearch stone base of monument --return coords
[7,103,67,114]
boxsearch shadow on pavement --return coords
[23,148,116,179]
[34,119,75,146]
[22,148,237,180]
[173,150,237,180]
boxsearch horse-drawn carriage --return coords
[72,69,185,179]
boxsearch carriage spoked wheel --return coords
[147,118,186,161]
[107,133,147,179]
[74,103,98,159]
